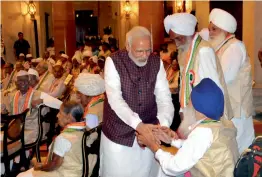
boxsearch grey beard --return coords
[128,51,148,67]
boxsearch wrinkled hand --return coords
[153,127,178,144]
[137,133,160,153]
[136,132,145,149]
[33,162,43,171]
[136,123,161,148]
[31,99,43,108]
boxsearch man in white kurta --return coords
[207,8,255,153]
[100,26,174,177]
[164,13,233,132]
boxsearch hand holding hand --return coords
[33,162,43,171]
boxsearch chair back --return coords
[2,109,28,144]
[82,123,102,177]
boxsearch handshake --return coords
[135,122,178,153]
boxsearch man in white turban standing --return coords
[164,13,233,135]
[100,26,174,177]
[208,8,255,153]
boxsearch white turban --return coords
[209,8,237,33]
[82,50,93,58]
[74,73,105,96]
[19,53,25,57]
[61,54,69,59]
[26,54,32,58]
[164,13,197,36]
[28,68,39,79]
[16,70,28,78]
[90,56,98,64]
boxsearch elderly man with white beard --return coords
[206,8,255,154]
[164,13,233,133]
[100,26,174,177]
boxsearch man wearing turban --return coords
[207,8,255,153]
[164,13,233,137]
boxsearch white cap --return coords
[74,73,105,96]
[82,50,93,57]
[16,70,28,80]
[28,68,39,79]
[26,54,32,58]
[164,13,197,36]
[61,54,69,59]
[209,8,237,33]
[19,53,25,57]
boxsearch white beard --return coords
[128,51,148,67]
[177,43,190,71]
[209,32,227,50]
[177,106,197,139]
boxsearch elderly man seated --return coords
[35,61,55,93]
[1,70,62,144]
[138,78,239,177]
[48,65,66,98]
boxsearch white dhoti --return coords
[99,132,165,177]
[231,115,255,154]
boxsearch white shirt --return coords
[105,57,174,130]
[52,134,71,157]
[219,41,246,84]
[40,92,62,109]
[155,127,213,176]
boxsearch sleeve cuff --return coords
[160,119,170,127]
[155,149,165,161]
[171,139,183,148]
[130,112,142,130]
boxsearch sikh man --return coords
[100,26,174,177]
[208,8,255,153]
[35,61,55,93]
[164,13,233,132]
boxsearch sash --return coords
[180,34,202,108]
[215,34,235,53]
[4,70,16,90]
[84,94,105,117]
[166,65,176,84]
[34,71,49,90]
[49,79,60,93]
[12,87,34,115]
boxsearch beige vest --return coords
[191,40,234,120]
[216,38,253,118]
[33,131,83,177]
[88,101,104,123]
[190,119,239,177]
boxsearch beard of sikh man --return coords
[207,8,254,154]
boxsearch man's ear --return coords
[126,41,130,52]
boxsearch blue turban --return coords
[191,78,224,120]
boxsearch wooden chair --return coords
[1,109,28,176]
[82,123,102,177]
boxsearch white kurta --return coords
[217,40,255,153]
[100,57,174,177]
[155,127,213,176]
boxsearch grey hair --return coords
[126,26,151,46]
[62,101,84,122]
